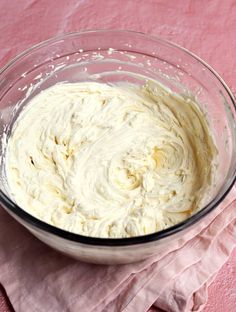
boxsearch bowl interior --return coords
[0,30,235,243]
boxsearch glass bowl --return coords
[0,30,235,264]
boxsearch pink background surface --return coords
[0,0,235,311]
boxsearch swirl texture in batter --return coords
[6,82,216,237]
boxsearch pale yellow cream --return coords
[6,82,217,237]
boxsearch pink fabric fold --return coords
[0,186,235,312]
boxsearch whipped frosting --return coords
[6,82,217,238]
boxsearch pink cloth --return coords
[1,1,236,311]
[0,186,235,312]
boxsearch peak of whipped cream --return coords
[6,81,217,238]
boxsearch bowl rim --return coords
[0,29,236,246]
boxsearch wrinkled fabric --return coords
[0,187,235,312]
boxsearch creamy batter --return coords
[6,82,216,238]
